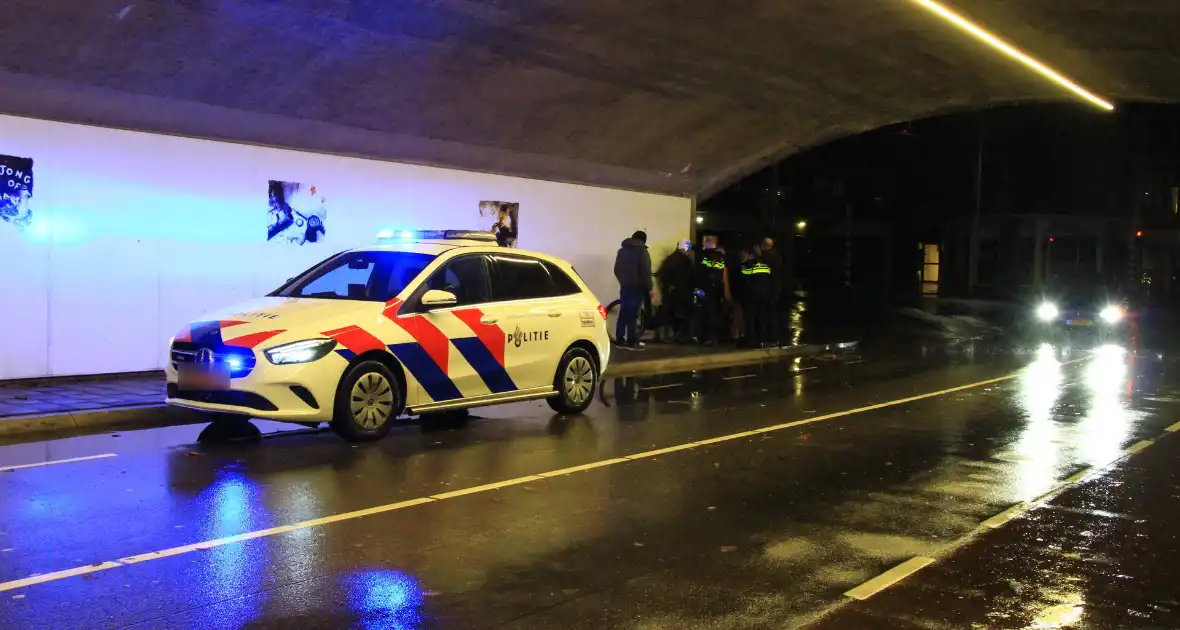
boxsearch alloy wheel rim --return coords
[564,357,594,405]
[350,372,395,429]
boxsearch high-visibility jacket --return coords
[698,249,727,292]
[741,258,772,297]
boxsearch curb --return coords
[604,342,845,377]
[0,341,854,440]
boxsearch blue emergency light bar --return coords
[376,229,499,244]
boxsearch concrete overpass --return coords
[1,0,1177,198]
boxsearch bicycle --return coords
[605,284,699,345]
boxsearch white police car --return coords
[166,230,610,440]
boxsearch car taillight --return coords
[597,304,607,320]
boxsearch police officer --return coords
[696,235,730,346]
[741,245,774,348]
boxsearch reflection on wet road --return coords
[1,342,1179,628]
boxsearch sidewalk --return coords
[0,340,852,438]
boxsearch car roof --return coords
[348,242,572,267]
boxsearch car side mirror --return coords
[421,289,458,309]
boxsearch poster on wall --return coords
[267,180,327,245]
[478,200,519,248]
[0,154,33,231]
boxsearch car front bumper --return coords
[165,353,343,423]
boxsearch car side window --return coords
[490,255,559,301]
[543,261,582,295]
[423,255,492,307]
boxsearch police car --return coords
[166,230,610,441]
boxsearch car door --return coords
[399,253,496,403]
[486,254,565,390]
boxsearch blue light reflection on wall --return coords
[345,569,426,629]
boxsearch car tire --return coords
[330,360,402,441]
[546,347,598,414]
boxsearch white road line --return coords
[639,383,683,391]
[0,562,123,592]
[981,503,1028,528]
[0,370,1028,594]
[1064,467,1095,484]
[430,476,543,500]
[721,374,757,380]
[0,453,117,472]
[1165,421,1180,433]
[537,459,629,477]
[624,443,699,459]
[1125,440,1154,454]
[844,556,934,600]
[694,430,761,446]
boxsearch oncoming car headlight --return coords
[1035,302,1059,321]
[1100,305,1124,323]
[265,339,338,365]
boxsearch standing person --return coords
[657,240,696,343]
[696,235,731,346]
[741,245,774,348]
[613,230,652,349]
[760,236,784,346]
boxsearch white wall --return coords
[0,115,689,379]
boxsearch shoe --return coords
[635,341,647,349]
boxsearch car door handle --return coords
[547,313,562,318]
[481,317,499,325]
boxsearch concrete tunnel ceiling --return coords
[1,0,1178,198]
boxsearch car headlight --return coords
[264,339,338,365]
[1035,302,1059,321]
[1100,305,1124,323]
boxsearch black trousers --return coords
[744,294,775,346]
[698,291,724,343]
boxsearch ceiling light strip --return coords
[909,0,1114,111]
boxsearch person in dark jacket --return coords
[760,236,784,345]
[741,244,774,348]
[657,241,696,342]
[613,230,653,348]
[696,236,730,346]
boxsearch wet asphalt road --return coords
[1,341,1177,629]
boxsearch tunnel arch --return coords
[1,0,1177,197]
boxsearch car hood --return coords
[175,297,373,348]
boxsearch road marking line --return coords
[538,459,629,477]
[0,453,117,472]
[430,476,543,500]
[0,369,1032,594]
[1165,421,1180,433]
[639,383,683,391]
[843,359,865,365]
[0,562,122,593]
[844,556,934,600]
[625,443,699,459]
[981,503,1028,528]
[292,498,436,528]
[694,430,761,446]
[1125,440,1154,454]
[1064,467,1095,484]
[721,374,757,380]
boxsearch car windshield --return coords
[269,251,436,302]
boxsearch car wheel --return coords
[330,361,402,441]
[547,347,598,414]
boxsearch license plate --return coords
[178,363,230,390]
[1066,319,1092,327]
